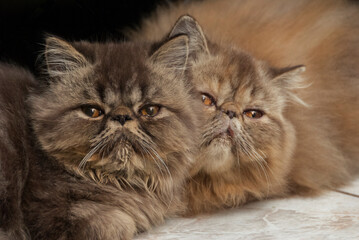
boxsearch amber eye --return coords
[140,105,160,117]
[201,93,215,106]
[243,110,264,119]
[81,106,103,118]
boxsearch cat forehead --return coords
[94,66,160,107]
[193,50,262,93]
[94,43,149,79]
[87,43,156,104]
[192,48,278,108]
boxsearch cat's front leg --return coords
[0,227,30,240]
[0,182,30,240]
[64,201,137,240]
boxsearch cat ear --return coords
[273,65,308,106]
[150,35,189,74]
[44,36,90,77]
[273,65,306,89]
[169,15,209,56]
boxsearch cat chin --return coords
[198,139,236,174]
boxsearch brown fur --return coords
[0,35,202,239]
[128,0,359,214]
[0,64,35,239]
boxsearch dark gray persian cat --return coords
[0,35,201,239]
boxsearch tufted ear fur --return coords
[273,65,306,88]
[150,34,189,75]
[272,65,308,106]
[169,15,209,56]
[44,36,90,77]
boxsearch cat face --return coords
[192,49,305,175]
[29,36,200,188]
[169,16,305,179]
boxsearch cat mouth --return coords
[209,127,234,144]
[87,139,134,161]
[88,133,139,160]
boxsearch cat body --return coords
[0,64,35,239]
[128,0,359,214]
[0,36,201,239]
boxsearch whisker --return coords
[133,129,174,203]
[140,141,174,193]
[146,144,171,176]
[233,123,271,197]
[141,143,168,173]
[202,118,223,140]
[243,138,271,197]
[135,128,157,146]
[139,143,165,177]
[79,139,106,169]
[144,143,174,208]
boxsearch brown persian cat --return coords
[0,35,201,239]
[128,0,359,214]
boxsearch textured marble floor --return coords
[136,178,359,240]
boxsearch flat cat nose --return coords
[113,115,132,126]
[220,102,239,119]
[225,110,237,119]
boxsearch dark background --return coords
[0,0,179,71]
[2,0,358,72]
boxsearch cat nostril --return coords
[226,110,236,119]
[113,115,132,126]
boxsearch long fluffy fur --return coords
[0,63,35,240]
[0,36,202,239]
[128,0,359,214]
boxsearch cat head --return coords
[29,35,201,189]
[169,16,306,180]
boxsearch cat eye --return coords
[201,93,216,106]
[139,105,161,117]
[243,109,264,119]
[81,106,104,118]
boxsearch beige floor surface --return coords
[136,178,359,240]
